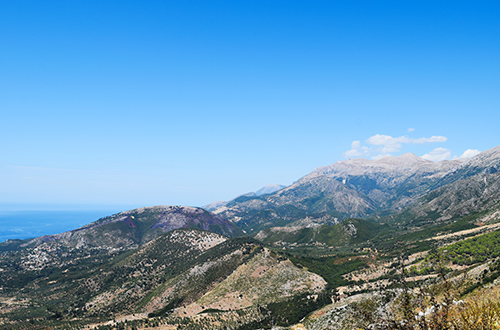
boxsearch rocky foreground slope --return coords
[0,228,329,329]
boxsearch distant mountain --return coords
[203,183,286,211]
[24,205,244,249]
[301,153,465,210]
[390,146,500,226]
[202,200,228,212]
[212,153,468,232]
[255,184,287,196]
[212,148,500,234]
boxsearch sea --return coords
[0,207,126,243]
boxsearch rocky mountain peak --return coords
[467,145,500,168]
[305,153,459,181]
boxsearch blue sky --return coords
[1,1,499,210]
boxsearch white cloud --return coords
[366,134,410,146]
[412,136,447,144]
[421,148,452,162]
[459,149,481,159]
[344,133,481,163]
[344,133,452,161]
[344,141,369,158]
[365,134,448,155]
[366,134,411,154]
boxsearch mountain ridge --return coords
[211,147,500,235]
[23,205,243,249]
[203,183,287,212]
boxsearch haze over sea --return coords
[0,204,130,242]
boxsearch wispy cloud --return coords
[422,148,452,162]
[459,149,481,159]
[366,134,410,154]
[345,133,448,159]
[344,141,369,157]
[412,136,448,144]
[344,133,481,162]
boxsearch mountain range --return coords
[211,147,500,234]
[1,145,500,329]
